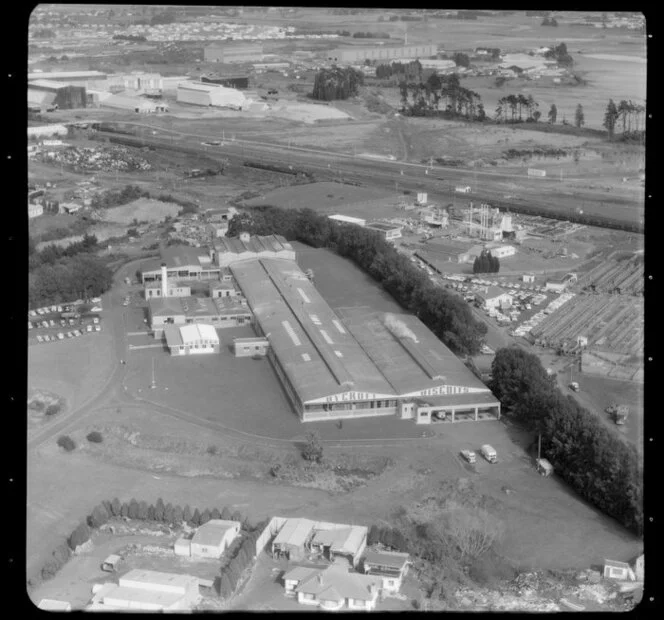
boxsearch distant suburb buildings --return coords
[327,44,437,64]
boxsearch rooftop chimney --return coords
[161,263,168,298]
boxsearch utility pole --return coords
[537,433,542,461]
[151,357,156,389]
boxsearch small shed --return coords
[603,559,631,580]
[174,537,192,557]
[38,599,72,611]
[536,458,554,477]
[101,554,122,572]
[190,520,240,559]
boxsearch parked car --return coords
[91,297,102,304]
[86,325,93,333]
[28,322,33,330]
[460,449,477,464]
[73,329,82,337]
[66,332,73,338]
[50,305,57,312]
[49,320,56,327]
[68,319,75,326]
[91,306,103,312]
[60,320,67,327]
[95,325,101,332]
[37,308,45,315]
[93,317,100,325]
[29,310,38,317]
[569,382,580,392]
[57,332,65,340]
[41,321,49,328]
[36,335,44,343]
[56,305,63,312]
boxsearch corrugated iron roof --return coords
[191,520,238,547]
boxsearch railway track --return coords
[94,126,644,232]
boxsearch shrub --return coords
[138,501,149,520]
[207,445,218,455]
[41,558,61,580]
[68,522,90,550]
[128,499,139,519]
[302,430,323,463]
[88,504,110,528]
[110,497,122,516]
[154,498,165,522]
[29,399,45,412]
[86,431,103,443]
[172,505,184,524]
[45,403,61,417]
[57,435,76,452]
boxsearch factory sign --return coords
[306,391,396,405]
[401,385,489,398]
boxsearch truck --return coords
[480,444,497,463]
[460,449,477,464]
[569,382,580,392]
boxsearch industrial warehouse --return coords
[327,44,437,64]
[229,258,500,424]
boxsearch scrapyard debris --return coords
[35,146,152,173]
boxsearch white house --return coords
[476,286,512,310]
[284,564,381,612]
[489,245,517,259]
[28,202,44,218]
[362,550,410,593]
[190,520,241,559]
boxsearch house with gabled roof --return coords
[362,550,410,592]
[284,564,381,611]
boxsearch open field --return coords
[100,198,181,225]
[243,181,395,211]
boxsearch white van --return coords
[481,444,497,463]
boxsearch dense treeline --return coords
[375,60,428,81]
[603,98,647,143]
[490,347,643,535]
[495,94,541,123]
[227,206,487,355]
[312,66,364,101]
[473,250,500,274]
[400,73,485,121]
[28,234,113,308]
[353,31,390,38]
[543,42,574,67]
[91,184,149,209]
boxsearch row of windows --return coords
[304,399,398,413]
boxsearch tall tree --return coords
[547,103,557,124]
[603,99,619,140]
[574,103,585,128]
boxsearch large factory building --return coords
[327,44,437,64]
[28,80,87,110]
[204,43,264,64]
[230,258,500,424]
[176,82,247,110]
